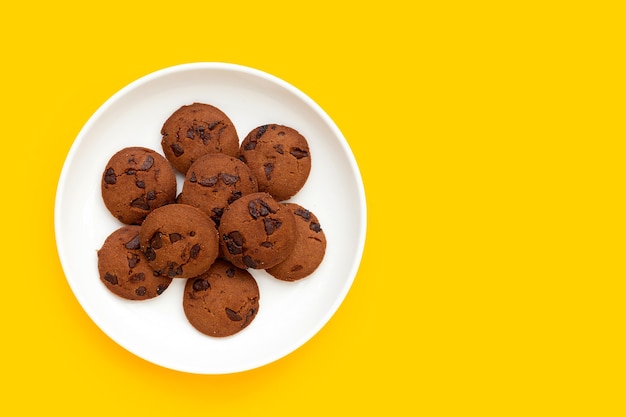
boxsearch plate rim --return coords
[54,62,367,374]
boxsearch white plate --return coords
[54,62,366,374]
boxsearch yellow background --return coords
[1,1,624,415]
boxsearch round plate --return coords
[54,62,366,374]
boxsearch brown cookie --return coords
[218,192,296,269]
[97,226,172,300]
[183,259,260,337]
[266,204,327,281]
[160,102,239,174]
[139,204,219,278]
[239,124,311,201]
[178,153,258,226]
[101,147,177,225]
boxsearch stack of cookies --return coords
[97,103,326,337]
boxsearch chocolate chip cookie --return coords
[266,203,327,281]
[218,192,296,269]
[101,147,177,225]
[183,259,260,337]
[178,153,258,226]
[239,124,311,201]
[161,102,239,174]
[97,226,172,300]
[139,204,219,278]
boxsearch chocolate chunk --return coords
[212,207,224,218]
[189,172,197,183]
[227,191,242,205]
[128,253,140,268]
[274,144,284,154]
[224,232,243,254]
[248,198,274,219]
[263,217,282,235]
[169,233,182,243]
[264,163,274,180]
[130,197,150,210]
[259,200,272,216]
[104,168,117,185]
[170,143,184,157]
[220,173,239,185]
[140,155,154,170]
[192,278,210,291]
[186,128,195,139]
[145,247,156,261]
[260,241,273,248]
[291,265,304,272]
[225,308,243,321]
[198,176,219,187]
[190,243,201,259]
[135,286,147,296]
[290,148,309,159]
[248,200,260,219]
[243,255,257,268]
[256,124,268,139]
[156,284,168,295]
[243,139,257,150]
[146,190,156,200]
[167,263,183,278]
[130,272,145,282]
[310,222,322,232]
[211,207,224,225]
[104,272,118,285]
[226,268,235,277]
[208,121,219,130]
[135,180,145,189]
[150,233,163,249]
[124,235,141,250]
[294,207,312,221]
